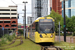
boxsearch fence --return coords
[0,28,9,37]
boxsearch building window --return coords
[62,10,64,17]
[50,7,52,11]
[68,9,71,18]
[0,25,2,27]
[65,9,69,17]
[1,17,10,19]
[0,21,3,23]
[37,0,41,17]
[1,13,10,15]
[0,9,10,11]
[11,17,16,19]
[12,21,16,23]
[11,13,17,15]
[11,9,17,11]
[4,21,10,23]
[11,25,17,27]
[71,9,75,16]
[5,25,9,27]
[0,17,10,19]
[65,1,68,8]
[71,0,75,7]
[68,0,71,7]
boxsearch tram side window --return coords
[28,26,31,32]
[28,28,29,32]
[35,22,38,31]
[32,23,35,32]
[53,22,55,32]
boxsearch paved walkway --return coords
[55,36,75,43]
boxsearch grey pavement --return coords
[55,36,75,43]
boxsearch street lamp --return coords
[23,1,28,39]
[63,0,66,42]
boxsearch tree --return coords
[66,16,73,32]
[71,16,75,31]
[60,16,75,32]
[47,10,62,33]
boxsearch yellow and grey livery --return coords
[26,17,55,43]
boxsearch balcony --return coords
[0,23,3,26]
[0,19,11,21]
[4,24,10,29]
[11,27,17,28]
[11,11,17,13]
[0,22,3,25]
[11,20,17,25]
[0,11,10,13]
[11,15,17,17]
[0,15,11,17]
[4,27,10,29]
[11,24,17,28]
[0,15,17,18]
[11,19,17,21]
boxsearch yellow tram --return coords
[26,17,55,43]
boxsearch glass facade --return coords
[68,9,71,18]
[71,0,75,7]
[62,0,75,17]
[62,1,63,8]
[71,9,75,16]
[37,0,41,17]
[65,9,69,17]
[65,1,68,8]
[68,0,71,7]
[62,10,63,17]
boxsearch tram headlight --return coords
[50,34,53,38]
[40,34,43,38]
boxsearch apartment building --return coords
[0,6,18,31]
[62,0,75,18]
[32,0,48,22]
[50,0,62,15]
[27,16,34,24]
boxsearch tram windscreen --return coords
[39,19,54,33]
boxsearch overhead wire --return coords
[11,0,17,5]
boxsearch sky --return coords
[0,0,32,24]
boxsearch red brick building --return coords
[50,0,62,15]
[0,6,18,31]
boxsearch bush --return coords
[4,34,9,38]
[7,36,13,41]
[18,29,23,35]
[5,33,15,41]
[60,33,64,36]
[72,31,75,36]
[0,41,2,46]
[55,33,64,36]
[12,33,16,38]
[1,38,6,44]
[0,33,16,46]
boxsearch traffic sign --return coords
[2,27,4,30]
